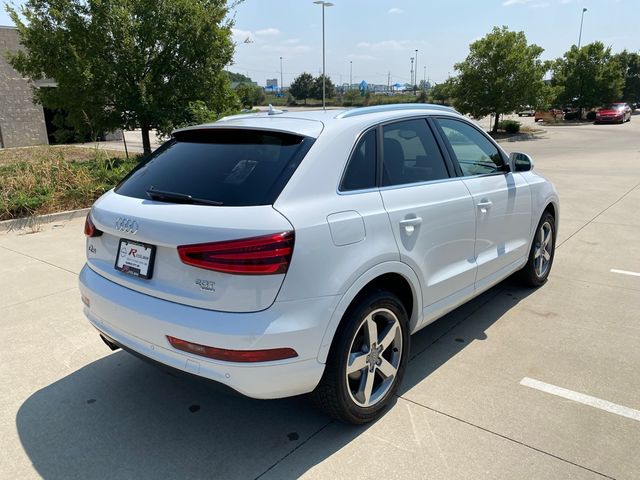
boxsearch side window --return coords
[436,118,506,176]
[382,119,449,187]
[341,129,377,191]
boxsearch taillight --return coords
[166,336,298,362]
[84,214,102,237]
[177,231,294,275]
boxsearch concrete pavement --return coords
[1,116,639,479]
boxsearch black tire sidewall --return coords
[328,290,410,424]
[522,212,556,287]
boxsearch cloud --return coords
[255,28,281,36]
[502,0,535,5]
[282,38,300,45]
[231,28,254,43]
[357,40,411,51]
[260,43,312,55]
[387,8,404,14]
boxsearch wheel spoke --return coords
[543,250,551,262]
[534,248,542,259]
[346,352,368,374]
[377,357,397,379]
[361,368,375,405]
[542,228,551,247]
[365,315,378,348]
[378,323,399,352]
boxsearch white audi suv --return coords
[79,104,559,424]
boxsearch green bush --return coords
[498,120,521,133]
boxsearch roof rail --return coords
[335,103,460,119]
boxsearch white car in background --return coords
[80,104,559,424]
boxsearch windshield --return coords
[605,104,625,110]
[115,129,313,206]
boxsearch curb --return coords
[0,207,90,233]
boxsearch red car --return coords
[595,103,632,124]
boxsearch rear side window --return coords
[436,118,506,176]
[115,129,312,206]
[341,129,377,191]
[382,119,449,187]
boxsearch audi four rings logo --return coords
[115,217,139,234]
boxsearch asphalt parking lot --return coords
[1,115,639,479]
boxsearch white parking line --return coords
[520,377,640,422]
[610,268,640,277]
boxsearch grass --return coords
[0,146,139,221]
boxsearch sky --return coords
[2,0,639,87]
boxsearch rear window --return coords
[115,129,313,206]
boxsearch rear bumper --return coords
[79,265,338,399]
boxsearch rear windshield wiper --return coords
[146,187,223,206]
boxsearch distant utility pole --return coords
[423,66,426,89]
[387,71,391,92]
[577,7,587,48]
[410,57,414,88]
[414,49,418,90]
[350,60,352,90]
[279,56,283,90]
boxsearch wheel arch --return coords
[316,261,422,364]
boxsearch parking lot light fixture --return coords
[578,7,587,49]
[313,1,334,109]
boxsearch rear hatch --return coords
[86,126,316,313]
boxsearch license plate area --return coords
[114,239,156,279]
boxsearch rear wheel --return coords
[312,290,409,424]
[519,211,556,287]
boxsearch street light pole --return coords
[279,56,283,92]
[350,60,352,91]
[414,49,418,91]
[577,7,587,49]
[313,1,334,109]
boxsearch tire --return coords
[312,289,410,424]
[519,211,556,287]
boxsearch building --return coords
[0,26,48,148]
[266,78,278,89]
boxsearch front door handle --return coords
[477,200,493,213]
[399,217,422,234]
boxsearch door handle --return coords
[399,217,422,234]
[477,200,492,213]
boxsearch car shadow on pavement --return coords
[16,277,534,480]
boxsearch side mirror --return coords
[509,152,534,172]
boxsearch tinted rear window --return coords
[115,129,313,206]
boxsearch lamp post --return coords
[279,56,283,92]
[349,60,352,91]
[423,66,427,91]
[577,7,587,48]
[414,49,418,91]
[313,1,334,109]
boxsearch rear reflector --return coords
[84,214,103,237]
[177,231,294,275]
[166,336,298,363]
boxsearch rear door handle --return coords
[399,217,422,234]
[477,200,493,213]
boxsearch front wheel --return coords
[312,290,409,424]
[519,211,556,287]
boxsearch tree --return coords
[552,42,624,112]
[613,50,640,106]
[288,73,314,104]
[227,71,254,84]
[8,0,237,154]
[235,83,265,108]
[452,26,547,132]
[429,79,456,105]
[310,74,335,100]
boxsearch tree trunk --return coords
[493,112,500,133]
[141,124,152,155]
